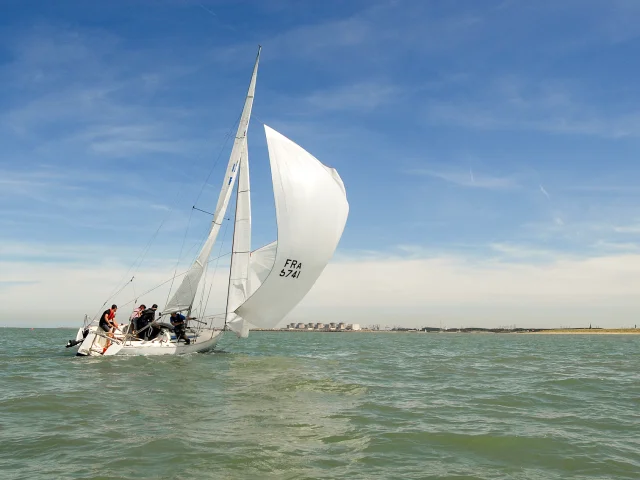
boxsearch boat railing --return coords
[92,331,124,345]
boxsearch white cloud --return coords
[408,167,518,189]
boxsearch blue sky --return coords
[2,0,640,328]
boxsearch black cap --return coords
[152,304,158,309]
[111,304,117,309]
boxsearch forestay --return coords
[234,125,349,329]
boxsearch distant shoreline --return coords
[250,328,640,335]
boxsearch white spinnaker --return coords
[234,125,349,329]
[164,48,260,314]
[226,142,252,337]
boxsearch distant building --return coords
[351,324,361,331]
[296,323,305,329]
[329,322,336,331]
[317,323,325,330]
[338,323,346,330]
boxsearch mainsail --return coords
[233,125,349,330]
[164,48,260,314]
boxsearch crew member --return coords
[99,304,119,336]
[170,312,191,345]
[99,304,119,351]
[137,304,158,340]
[129,304,146,334]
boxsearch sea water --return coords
[1,328,639,479]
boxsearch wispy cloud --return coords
[592,240,640,252]
[0,25,211,160]
[408,167,518,190]
[423,76,640,138]
[489,242,558,260]
[539,185,550,199]
[613,224,640,234]
[304,82,400,112]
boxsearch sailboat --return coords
[69,47,349,356]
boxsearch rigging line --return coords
[93,193,180,321]
[192,206,214,216]
[94,276,135,319]
[200,312,226,319]
[250,114,268,127]
[165,207,195,307]
[103,175,191,305]
[116,251,232,310]
[95,115,240,319]
[196,216,230,319]
[179,237,205,268]
[193,113,242,208]
[132,278,137,305]
[162,115,241,308]
[136,119,236,273]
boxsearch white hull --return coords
[74,326,223,357]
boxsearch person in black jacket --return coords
[136,304,158,339]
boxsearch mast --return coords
[164,46,261,315]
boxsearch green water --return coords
[1,329,639,479]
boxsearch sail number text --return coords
[280,258,302,279]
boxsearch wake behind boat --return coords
[67,47,349,356]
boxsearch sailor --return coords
[99,305,119,352]
[170,312,191,345]
[137,304,158,339]
[99,304,119,336]
[129,304,146,333]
